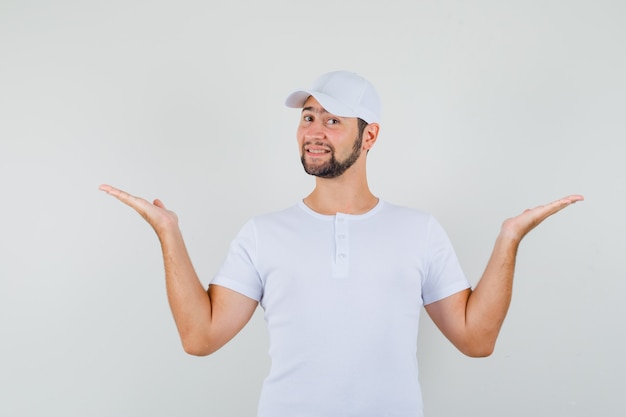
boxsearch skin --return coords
[99,95,583,357]
[299,106,363,179]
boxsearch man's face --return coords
[297,96,363,179]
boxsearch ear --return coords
[362,123,380,151]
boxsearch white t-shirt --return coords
[211,200,470,417]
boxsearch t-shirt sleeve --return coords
[210,219,264,302]
[422,216,471,305]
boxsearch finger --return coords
[544,194,584,212]
[99,184,131,201]
[153,199,167,209]
[98,183,126,197]
[527,194,584,224]
[98,184,114,193]
[99,184,149,211]
[563,194,585,204]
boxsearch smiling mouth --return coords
[307,149,330,154]
[304,143,332,156]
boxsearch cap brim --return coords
[285,90,358,119]
[284,90,312,108]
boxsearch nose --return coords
[301,119,326,141]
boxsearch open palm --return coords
[501,194,584,242]
[99,184,179,235]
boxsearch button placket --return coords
[333,214,349,278]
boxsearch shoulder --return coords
[228,205,303,249]
[377,200,435,225]
[376,201,454,243]
[241,203,312,236]
[249,204,303,224]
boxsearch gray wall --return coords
[1,1,624,416]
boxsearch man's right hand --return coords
[99,183,258,356]
[98,184,178,235]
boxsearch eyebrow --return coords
[302,106,327,114]
[301,106,346,120]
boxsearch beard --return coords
[300,134,363,179]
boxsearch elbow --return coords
[459,339,496,358]
[180,332,220,357]
[464,345,494,358]
[182,342,214,357]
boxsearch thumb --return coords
[153,199,166,209]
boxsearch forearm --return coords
[465,232,520,353]
[426,195,582,357]
[158,226,213,353]
[99,184,259,355]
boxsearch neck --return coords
[303,170,378,215]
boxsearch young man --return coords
[99,70,583,416]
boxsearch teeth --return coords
[309,149,329,154]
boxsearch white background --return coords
[1,1,624,416]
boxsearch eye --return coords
[303,115,313,122]
[326,118,339,125]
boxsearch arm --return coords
[99,184,258,356]
[425,194,584,357]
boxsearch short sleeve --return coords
[210,219,264,301]
[421,216,471,305]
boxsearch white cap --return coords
[285,70,381,124]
